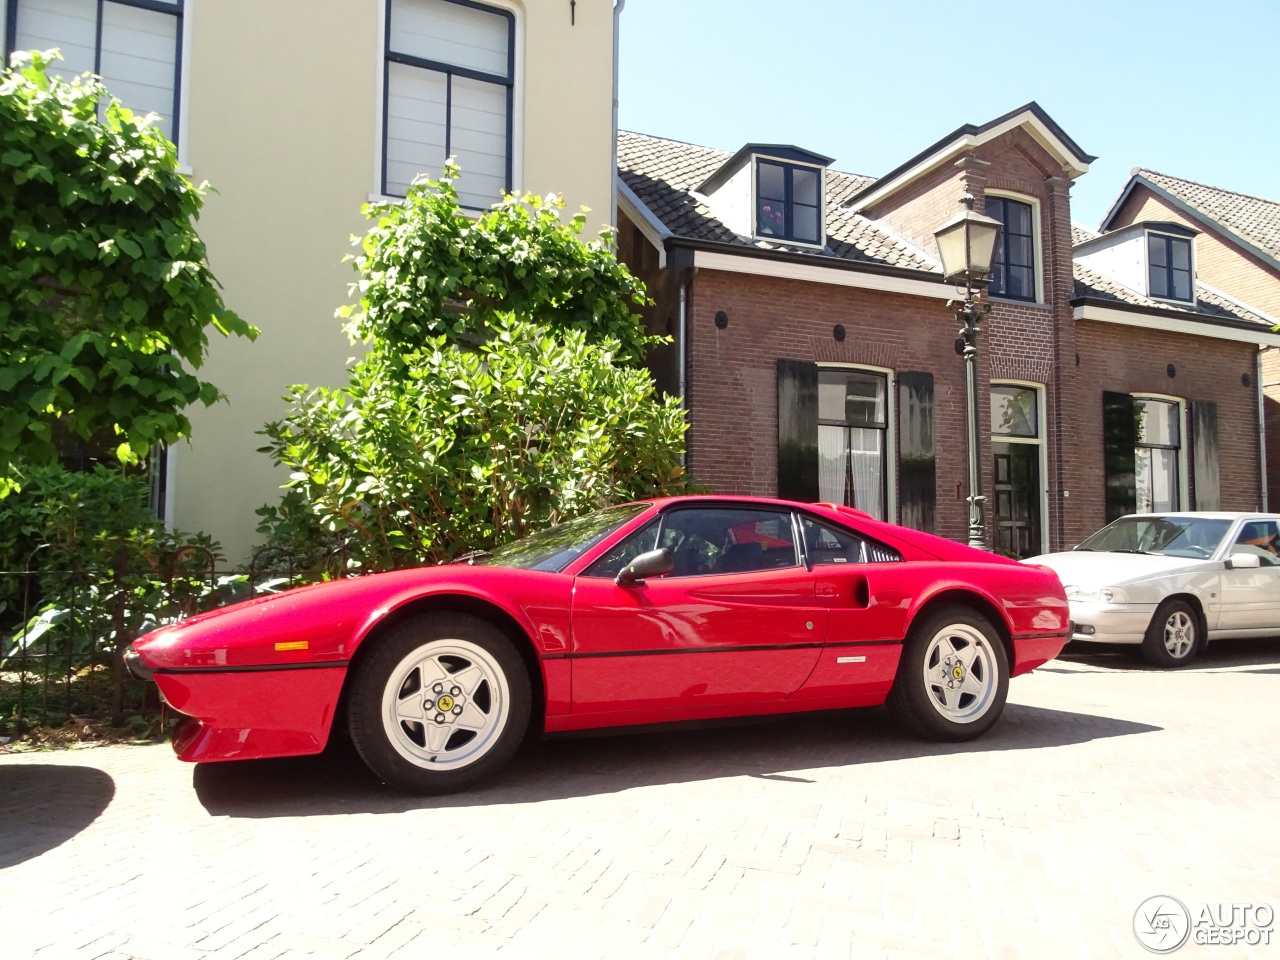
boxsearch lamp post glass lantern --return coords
[934,194,1001,550]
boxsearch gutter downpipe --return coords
[678,277,687,465]
[611,0,625,228]
[1260,347,1272,511]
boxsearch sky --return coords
[616,0,1279,229]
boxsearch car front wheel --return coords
[348,613,531,794]
[888,604,1010,742]
[1140,599,1200,668]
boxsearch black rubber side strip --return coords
[154,660,351,675]
[541,639,902,661]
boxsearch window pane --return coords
[660,509,797,577]
[793,167,819,205]
[800,516,866,564]
[1148,234,1168,268]
[391,0,510,77]
[1150,265,1169,298]
[990,385,1038,437]
[757,161,785,201]
[16,0,98,78]
[450,75,508,207]
[1007,200,1032,235]
[1149,448,1178,511]
[819,370,885,426]
[1171,268,1192,302]
[384,62,448,196]
[1008,265,1034,299]
[847,427,884,519]
[818,424,847,505]
[1009,235,1034,269]
[1136,399,1179,447]
[757,199,786,236]
[793,203,820,243]
[1171,238,1191,270]
[100,2,178,140]
[584,519,659,578]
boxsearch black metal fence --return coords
[0,545,347,735]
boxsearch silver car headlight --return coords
[1064,585,1127,603]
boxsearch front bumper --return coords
[1065,601,1156,644]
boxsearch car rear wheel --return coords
[348,613,531,794]
[888,604,1009,742]
[1140,599,1200,668]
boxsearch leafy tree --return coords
[343,163,653,363]
[0,51,256,495]
[260,319,687,569]
[258,170,687,569]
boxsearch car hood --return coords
[1027,551,1201,587]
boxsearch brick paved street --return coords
[2,640,1278,960]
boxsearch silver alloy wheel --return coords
[921,623,998,723]
[1161,609,1197,660]
[380,639,511,770]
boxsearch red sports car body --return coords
[128,497,1069,793]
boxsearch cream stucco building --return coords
[4,0,623,558]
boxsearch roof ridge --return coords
[1138,168,1280,209]
[619,129,730,153]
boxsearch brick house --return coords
[615,104,1280,556]
[1095,169,1280,503]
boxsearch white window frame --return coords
[816,362,897,522]
[985,189,1044,305]
[751,153,826,249]
[1144,228,1197,304]
[373,0,523,206]
[1131,392,1190,512]
[989,379,1048,556]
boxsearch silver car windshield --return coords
[1076,516,1232,559]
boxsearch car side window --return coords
[583,520,660,579]
[800,515,901,564]
[660,508,799,577]
[1233,521,1280,565]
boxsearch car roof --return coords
[1123,512,1277,520]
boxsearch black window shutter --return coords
[777,359,819,501]
[1190,400,1220,511]
[897,372,935,533]
[1102,391,1137,522]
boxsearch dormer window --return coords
[755,160,822,245]
[1148,232,1193,302]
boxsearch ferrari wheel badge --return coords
[437,694,455,712]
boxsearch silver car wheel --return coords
[1162,609,1197,660]
[380,639,511,770]
[921,623,999,723]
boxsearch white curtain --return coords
[817,426,884,520]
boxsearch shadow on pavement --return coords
[0,765,115,867]
[194,702,1159,818]
[1045,636,1280,673]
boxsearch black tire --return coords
[347,613,532,794]
[1140,599,1200,668]
[887,604,1010,742]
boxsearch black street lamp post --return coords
[933,194,1002,550]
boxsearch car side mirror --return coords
[616,548,674,586]
[1226,552,1262,570]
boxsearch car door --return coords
[788,514,912,705]
[570,506,827,715]
[1219,518,1280,633]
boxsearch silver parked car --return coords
[1029,513,1280,667]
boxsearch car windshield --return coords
[1076,516,1232,559]
[474,503,651,572]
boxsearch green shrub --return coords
[260,319,688,570]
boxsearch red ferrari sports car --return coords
[126,496,1070,794]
